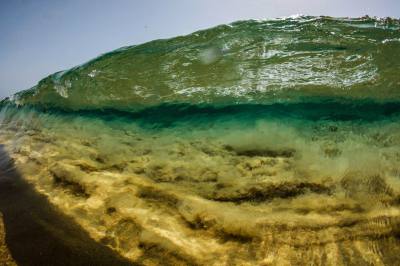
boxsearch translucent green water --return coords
[1,16,400,265]
[10,16,400,111]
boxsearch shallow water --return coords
[1,16,400,265]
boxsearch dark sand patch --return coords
[0,145,134,266]
[0,213,16,266]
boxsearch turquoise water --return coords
[1,16,400,265]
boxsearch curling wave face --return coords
[1,16,400,265]
[10,16,400,111]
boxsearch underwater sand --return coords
[0,144,133,266]
[1,16,400,265]
[1,102,400,265]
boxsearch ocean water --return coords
[1,16,400,265]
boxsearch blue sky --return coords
[1,0,399,98]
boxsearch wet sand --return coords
[0,145,134,266]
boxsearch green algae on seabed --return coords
[1,15,400,265]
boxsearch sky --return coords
[0,0,399,99]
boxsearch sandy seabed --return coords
[1,107,400,265]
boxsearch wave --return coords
[6,16,400,112]
[2,16,400,264]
